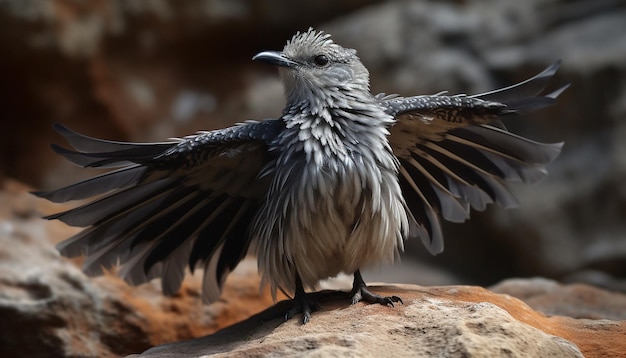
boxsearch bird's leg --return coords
[350,270,403,307]
[284,274,320,324]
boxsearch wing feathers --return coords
[33,165,147,203]
[44,178,177,226]
[398,170,444,254]
[453,125,563,164]
[41,121,276,302]
[53,123,175,152]
[51,144,168,168]
[388,63,566,251]
[472,61,561,103]
[50,124,175,168]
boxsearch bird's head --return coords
[253,29,370,107]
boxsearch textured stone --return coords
[0,179,279,358]
[134,284,626,358]
[491,277,626,321]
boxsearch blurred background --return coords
[1,0,626,311]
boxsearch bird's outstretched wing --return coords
[382,62,568,255]
[35,120,284,302]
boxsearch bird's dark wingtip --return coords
[543,59,562,75]
[546,83,570,99]
[50,143,75,155]
[52,122,69,133]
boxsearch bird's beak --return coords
[252,51,297,68]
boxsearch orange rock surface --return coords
[136,285,624,358]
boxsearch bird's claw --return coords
[382,295,403,307]
[351,286,403,308]
[285,295,320,324]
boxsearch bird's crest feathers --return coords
[283,28,357,63]
[287,28,332,49]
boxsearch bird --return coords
[35,28,568,324]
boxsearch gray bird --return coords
[36,28,568,324]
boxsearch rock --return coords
[0,179,279,358]
[491,277,626,321]
[133,284,626,358]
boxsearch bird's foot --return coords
[350,285,403,307]
[350,269,403,307]
[285,292,321,324]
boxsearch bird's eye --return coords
[313,55,329,67]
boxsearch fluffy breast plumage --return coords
[253,123,408,296]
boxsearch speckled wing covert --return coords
[34,120,284,302]
[382,62,569,255]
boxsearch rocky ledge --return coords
[132,284,624,358]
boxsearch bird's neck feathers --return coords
[281,85,390,133]
[279,77,393,166]
[281,69,370,109]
